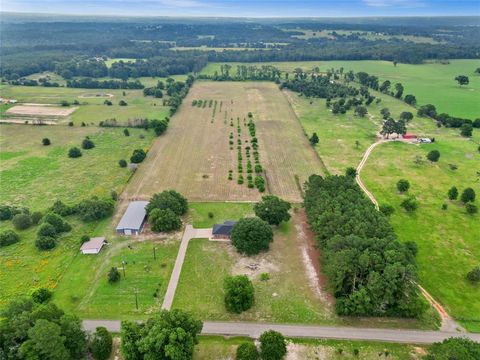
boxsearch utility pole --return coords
[122,260,126,278]
[153,246,156,260]
[134,288,139,310]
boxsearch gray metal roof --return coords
[80,237,106,251]
[116,201,149,231]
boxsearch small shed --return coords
[116,201,149,235]
[212,221,237,240]
[80,237,106,255]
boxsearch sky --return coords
[1,0,479,17]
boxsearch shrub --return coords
[119,100,128,106]
[466,266,480,283]
[108,267,121,283]
[61,100,70,107]
[43,212,72,233]
[224,275,254,313]
[123,128,130,136]
[51,200,75,216]
[254,195,291,226]
[231,217,273,255]
[31,288,53,303]
[461,187,476,203]
[379,204,395,217]
[130,149,146,163]
[426,150,440,162]
[425,337,480,359]
[30,211,43,225]
[0,205,13,220]
[146,190,188,216]
[37,223,57,238]
[35,236,56,250]
[254,164,263,173]
[81,138,95,150]
[0,230,20,247]
[76,198,114,222]
[345,167,357,178]
[42,138,51,146]
[442,203,448,210]
[119,159,128,168]
[80,235,90,244]
[104,100,112,106]
[447,186,458,200]
[466,203,478,215]
[12,213,32,230]
[396,179,410,193]
[259,330,287,360]
[260,273,270,281]
[460,123,473,137]
[236,343,259,360]
[400,197,419,213]
[148,208,182,233]
[68,147,82,158]
[90,327,112,360]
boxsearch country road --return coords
[82,319,480,344]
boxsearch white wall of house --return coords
[81,248,101,255]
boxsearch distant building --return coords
[212,221,237,240]
[80,237,106,254]
[116,201,149,235]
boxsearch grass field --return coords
[0,124,154,210]
[124,81,325,203]
[188,202,254,228]
[201,60,480,119]
[0,85,169,125]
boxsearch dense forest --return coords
[304,175,426,317]
[1,14,479,79]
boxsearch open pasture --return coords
[0,84,169,125]
[125,81,325,203]
[0,124,154,210]
[201,60,480,119]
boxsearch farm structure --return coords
[80,237,106,255]
[124,82,324,203]
[116,201,149,235]
[211,221,236,240]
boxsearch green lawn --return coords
[0,85,170,125]
[55,238,179,319]
[188,202,254,228]
[201,59,480,119]
[0,125,154,210]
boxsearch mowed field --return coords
[201,60,480,119]
[125,81,325,202]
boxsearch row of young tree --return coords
[198,65,282,82]
[304,174,425,317]
[66,78,144,89]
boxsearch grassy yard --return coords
[201,60,480,119]
[55,237,179,319]
[0,85,169,125]
[188,202,254,228]
[0,125,154,210]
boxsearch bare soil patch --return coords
[6,104,78,117]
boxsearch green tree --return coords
[426,150,440,162]
[354,106,367,117]
[37,223,57,238]
[461,187,476,203]
[35,236,57,250]
[43,212,72,233]
[404,94,416,106]
[31,288,53,303]
[309,132,319,146]
[108,267,121,283]
[380,118,396,138]
[148,208,182,232]
[31,211,43,225]
[135,310,202,360]
[75,198,114,221]
[42,138,51,146]
[130,149,146,163]
[396,179,410,193]
[454,75,469,86]
[259,330,287,360]
[448,186,458,200]
[231,217,274,255]
[82,137,95,150]
[119,159,128,168]
[401,196,419,213]
[60,314,88,360]
[236,343,259,360]
[12,213,32,230]
[19,319,70,360]
[119,100,128,106]
[254,195,291,226]
[123,128,130,136]
[424,337,480,360]
[399,111,413,122]
[146,190,188,216]
[90,327,112,360]
[0,230,20,247]
[120,321,142,360]
[379,204,395,217]
[380,108,391,119]
[68,147,82,158]
[345,167,357,178]
[394,83,404,98]
[460,123,473,137]
[466,266,480,283]
[224,275,255,314]
[466,203,478,215]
